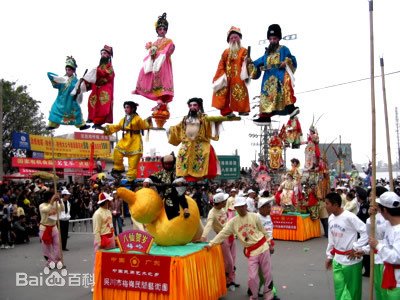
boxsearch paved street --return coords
[0,219,371,300]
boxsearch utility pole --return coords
[396,107,400,171]
[0,81,3,182]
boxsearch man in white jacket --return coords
[325,192,368,300]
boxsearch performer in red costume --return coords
[87,45,115,129]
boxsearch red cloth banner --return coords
[271,215,298,230]
[117,230,154,254]
[101,252,171,294]
[136,162,162,179]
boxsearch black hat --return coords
[156,13,168,32]
[187,97,204,113]
[267,24,282,40]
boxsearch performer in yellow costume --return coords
[168,97,240,181]
[103,101,151,182]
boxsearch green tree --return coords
[2,79,48,173]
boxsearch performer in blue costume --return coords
[46,56,90,130]
[248,24,299,125]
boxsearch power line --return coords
[168,70,400,121]
[296,70,400,95]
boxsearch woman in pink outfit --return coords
[133,12,175,106]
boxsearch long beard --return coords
[99,56,111,66]
[267,42,279,53]
[188,110,199,118]
[229,41,241,53]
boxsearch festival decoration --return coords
[152,102,170,129]
[117,187,203,246]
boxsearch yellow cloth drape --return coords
[93,245,227,300]
[273,215,321,241]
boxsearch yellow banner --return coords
[30,135,111,159]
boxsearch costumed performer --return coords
[101,101,152,183]
[212,26,250,117]
[284,115,302,149]
[248,24,298,125]
[268,131,284,170]
[133,13,174,127]
[148,153,190,220]
[206,196,274,300]
[304,123,320,171]
[325,192,368,300]
[39,191,64,269]
[86,45,115,129]
[46,56,90,131]
[168,97,240,182]
[276,173,296,212]
[200,192,239,291]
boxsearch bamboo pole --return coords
[368,1,377,299]
[380,57,394,191]
[0,81,3,183]
[50,130,64,265]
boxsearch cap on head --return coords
[258,196,274,208]
[98,192,113,205]
[376,191,400,209]
[234,196,247,207]
[61,189,71,195]
[213,192,229,204]
[267,24,282,40]
[101,45,113,57]
[143,178,153,184]
[227,26,242,42]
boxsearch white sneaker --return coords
[5,245,10,249]
[229,285,236,292]
[0,245,5,249]
[10,245,14,249]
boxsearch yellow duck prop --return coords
[117,187,203,246]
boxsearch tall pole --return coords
[380,57,394,191]
[368,1,377,299]
[0,81,3,182]
[338,136,342,186]
[50,131,64,265]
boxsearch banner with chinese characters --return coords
[117,230,154,253]
[12,157,105,170]
[101,252,171,294]
[29,134,110,158]
[74,132,110,141]
[271,215,298,230]
[216,155,240,180]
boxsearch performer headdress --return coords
[123,101,139,111]
[267,24,282,40]
[155,13,168,31]
[187,97,204,113]
[65,56,77,70]
[227,26,242,42]
[101,45,113,57]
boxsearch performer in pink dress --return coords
[133,13,175,106]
